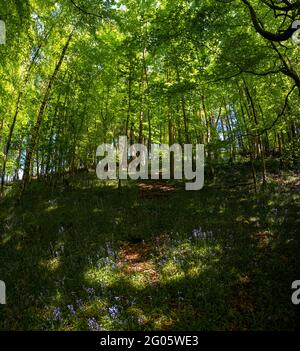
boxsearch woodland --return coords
[0,0,299,331]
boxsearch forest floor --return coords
[0,163,299,330]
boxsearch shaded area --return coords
[0,167,299,330]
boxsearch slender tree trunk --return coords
[239,98,257,193]
[202,95,214,178]
[20,31,73,197]
[243,83,267,186]
[0,29,52,194]
[1,58,36,192]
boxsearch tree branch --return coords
[69,0,103,19]
[241,0,297,42]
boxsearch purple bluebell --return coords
[67,304,76,315]
[84,287,95,296]
[53,307,62,322]
[87,317,101,331]
[108,305,119,318]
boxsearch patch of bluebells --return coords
[87,317,101,331]
[67,304,76,315]
[108,305,119,318]
[97,257,117,269]
[191,228,214,241]
[158,254,168,267]
[106,242,114,257]
[53,307,62,322]
[191,228,204,239]
[84,287,95,296]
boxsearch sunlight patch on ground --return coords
[39,257,60,272]
[84,266,119,287]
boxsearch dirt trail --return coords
[138,182,177,198]
[117,241,158,281]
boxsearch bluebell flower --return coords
[53,307,62,322]
[106,242,114,257]
[191,227,212,240]
[108,305,119,318]
[84,287,95,296]
[87,317,101,331]
[67,304,76,315]
[192,228,203,238]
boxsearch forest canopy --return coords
[0,0,299,193]
[0,0,300,333]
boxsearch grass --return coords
[0,164,299,330]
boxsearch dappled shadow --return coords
[0,171,299,330]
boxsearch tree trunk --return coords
[20,31,73,197]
